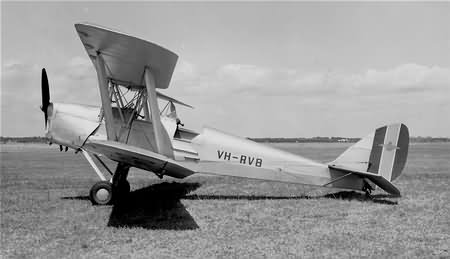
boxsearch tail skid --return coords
[329,123,409,196]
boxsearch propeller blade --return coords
[41,68,50,127]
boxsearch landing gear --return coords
[111,162,130,200]
[81,149,131,205]
[89,181,113,205]
[88,178,130,205]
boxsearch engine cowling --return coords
[46,103,103,149]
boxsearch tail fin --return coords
[329,123,409,195]
[367,123,409,181]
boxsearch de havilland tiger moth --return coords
[40,23,409,205]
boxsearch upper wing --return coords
[75,22,178,89]
[83,139,194,179]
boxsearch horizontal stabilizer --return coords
[329,164,400,196]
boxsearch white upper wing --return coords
[75,22,178,89]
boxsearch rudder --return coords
[367,123,409,181]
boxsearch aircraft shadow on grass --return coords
[61,182,397,230]
[107,182,201,230]
[183,191,398,205]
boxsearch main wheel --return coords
[89,181,113,205]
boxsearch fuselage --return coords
[47,102,364,192]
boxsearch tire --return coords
[89,181,113,205]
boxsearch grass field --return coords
[1,142,449,258]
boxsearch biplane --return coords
[40,23,409,205]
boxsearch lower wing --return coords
[83,140,194,179]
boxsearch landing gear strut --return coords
[111,162,130,199]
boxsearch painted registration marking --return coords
[217,150,262,167]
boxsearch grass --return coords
[1,142,449,258]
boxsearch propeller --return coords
[41,68,50,128]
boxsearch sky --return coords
[1,2,449,138]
